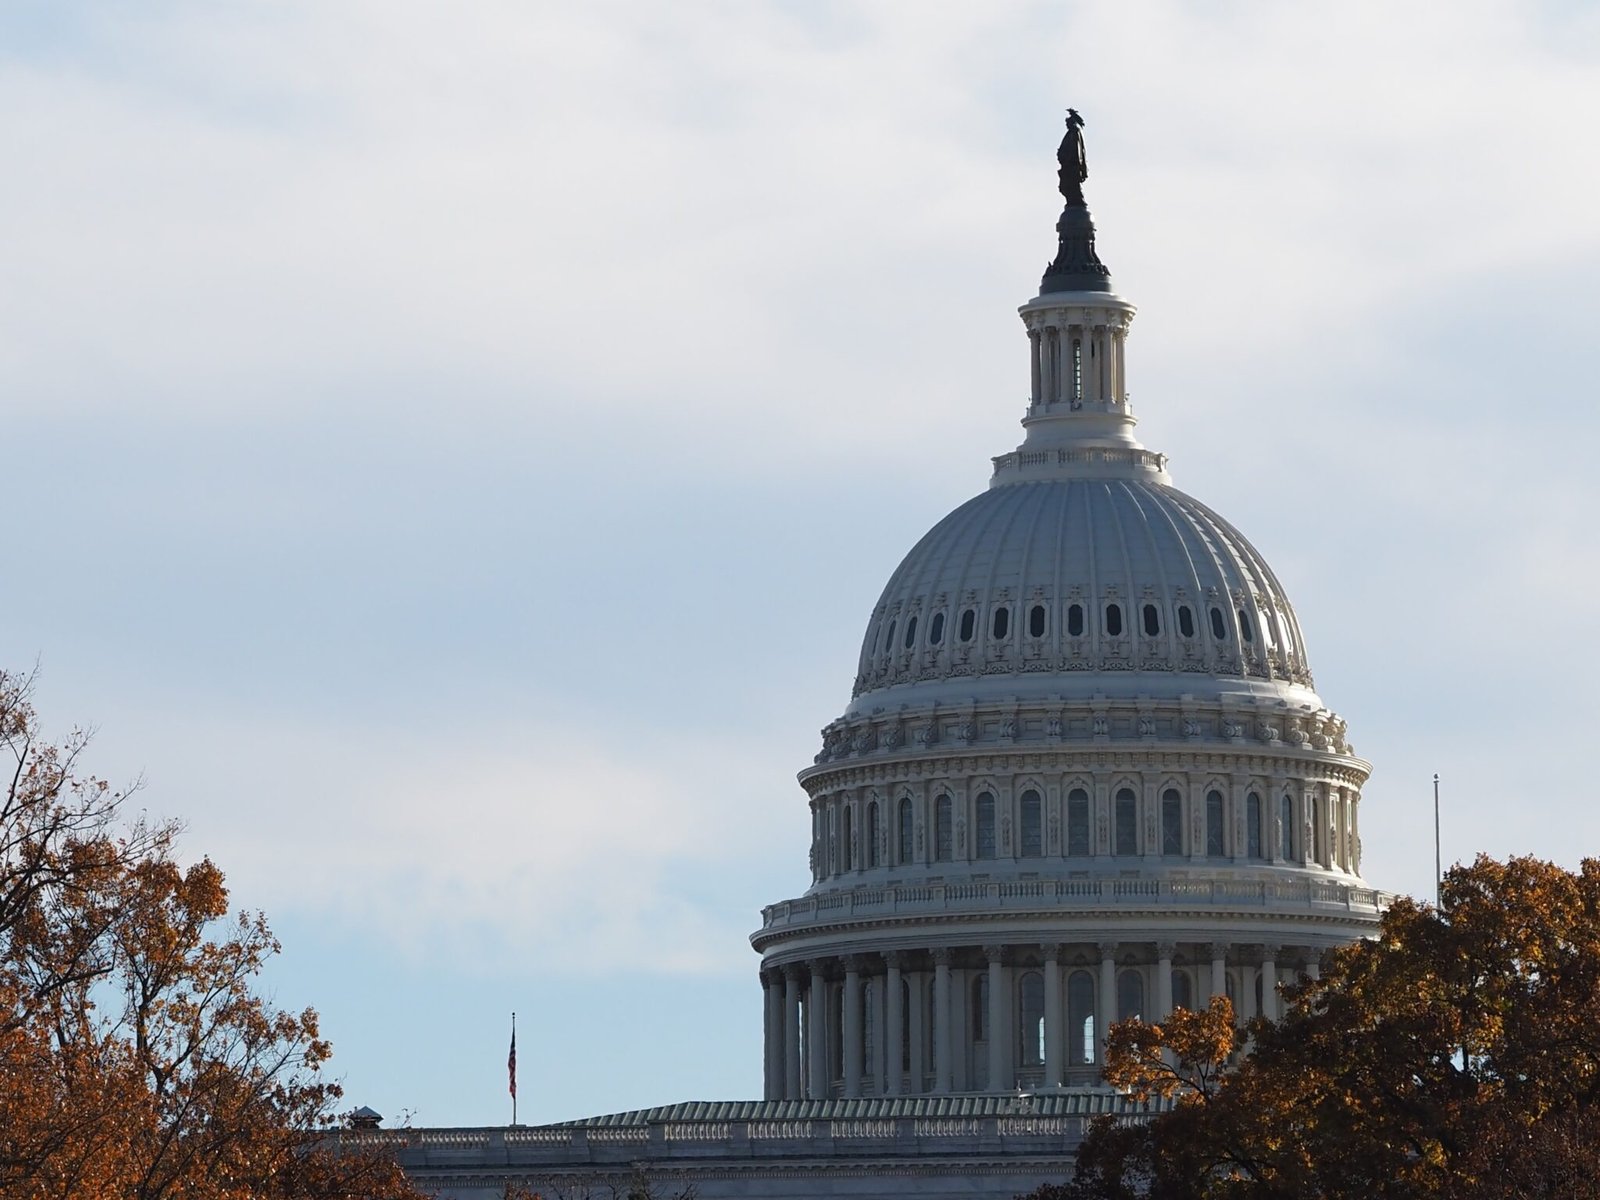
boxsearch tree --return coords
[1037,855,1600,1200]
[0,669,424,1198]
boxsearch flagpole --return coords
[1440,780,1452,908]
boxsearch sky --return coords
[3,0,1600,1127]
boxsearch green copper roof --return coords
[550,1091,1158,1128]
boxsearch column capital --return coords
[760,967,782,988]
[1156,941,1177,960]
[1039,942,1062,961]
[931,948,954,967]
[844,955,871,975]
[1207,942,1230,961]
[883,950,908,971]
[806,958,830,978]
[982,944,1007,964]
[782,963,806,984]
[1097,940,1119,960]
[1259,943,1281,960]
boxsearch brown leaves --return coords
[1103,997,1238,1103]
[0,669,425,1200]
[1068,855,1600,1200]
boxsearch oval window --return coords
[992,607,1010,639]
[1210,607,1227,640]
[1142,604,1159,636]
[1105,604,1123,637]
[904,615,918,649]
[1029,604,1046,638]
[1067,603,1085,637]
[1177,605,1195,638]
[1238,609,1253,643]
[959,609,976,643]
[885,619,897,650]
[929,612,945,646]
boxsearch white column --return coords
[1209,943,1228,1003]
[1102,326,1114,405]
[1046,326,1060,404]
[933,950,953,1093]
[1097,942,1117,1063]
[986,946,1009,1091]
[1260,947,1279,1021]
[908,971,926,1094]
[1112,325,1126,405]
[871,969,886,1096]
[783,967,803,1101]
[885,954,904,1096]
[763,970,783,1100]
[1029,328,1043,407]
[807,961,828,1099]
[1155,943,1174,1022]
[842,958,863,1098]
[1042,944,1062,1088]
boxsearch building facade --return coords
[386,119,1389,1200]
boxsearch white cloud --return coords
[77,699,802,977]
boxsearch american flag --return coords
[508,1023,517,1100]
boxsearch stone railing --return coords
[758,874,1386,933]
[364,1110,1121,1173]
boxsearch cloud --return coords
[5,0,1600,998]
[78,697,801,977]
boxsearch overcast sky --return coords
[4,1,1599,1126]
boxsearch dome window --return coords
[1206,790,1225,857]
[1209,607,1227,640]
[929,612,945,646]
[991,606,1010,640]
[1177,605,1196,638]
[1066,788,1090,856]
[1238,609,1253,643]
[935,794,953,862]
[1117,969,1144,1022]
[975,792,996,860]
[1067,603,1085,637]
[1068,971,1095,1065]
[1161,789,1183,855]
[1019,971,1045,1066]
[1142,604,1160,637]
[1247,792,1263,859]
[884,620,897,651]
[1020,790,1042,857]
[1172,970,1193,1012]
[903,616,918,649]
[1028,604,1046,638]
[1114,788,1137,856]
[1105,604,1123,637]
[959,608,976,643]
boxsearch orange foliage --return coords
[0,671,423,1199]
[1052,855,1600,1199]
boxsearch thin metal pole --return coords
[1440,780,1452,908]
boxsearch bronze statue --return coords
[1057,108,1087,205]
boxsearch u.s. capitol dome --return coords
[751,125,1386,1101]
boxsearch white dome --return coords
[850,475,1316,714]
[753,139,1387,1105]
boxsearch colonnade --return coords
[1026,319,1127,412]
[759,940,1317,1101]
